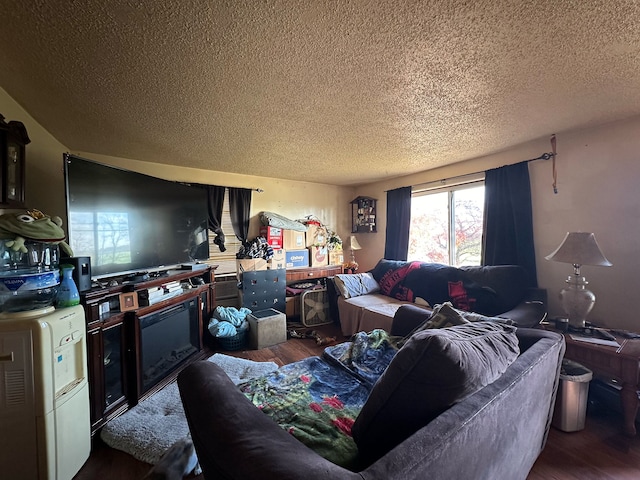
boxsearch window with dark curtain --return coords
[228,187,252,245]
[483,161,538,287]
[205,185,227,252]
[384,186,412,261]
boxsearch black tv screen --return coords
[64,154,209,279]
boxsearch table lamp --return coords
[545,232,612,328]
[347,235,362,269]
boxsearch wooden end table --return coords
[562,332,640,436]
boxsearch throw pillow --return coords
[333,273,380,299]
[352,321,520,462]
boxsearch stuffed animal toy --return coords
[0,209,73,256]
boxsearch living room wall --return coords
[4,85,638,330]
[0,86,353,254]
[353,115,640,331]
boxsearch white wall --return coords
[354,115,640,330]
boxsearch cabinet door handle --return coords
[0,352,14,362]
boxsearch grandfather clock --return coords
[0,114,30,208]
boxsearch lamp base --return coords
[560,275,595,328]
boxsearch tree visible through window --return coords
[408,182,484,267]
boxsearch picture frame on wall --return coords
[119,291,139,312]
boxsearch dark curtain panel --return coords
[228,187,252,245]
[205,185,227,252]
[483,161,538,287]
[384,186,412,261]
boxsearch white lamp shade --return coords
[545,232,612,267]
[348,235,362,250]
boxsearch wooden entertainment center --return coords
[81,266,216,434]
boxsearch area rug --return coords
[100,354,279,468]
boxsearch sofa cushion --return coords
[352,321,520,461]
[333,273,380,299]
[460,265,528,314]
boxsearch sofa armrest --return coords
[326,276,342,325]
[498,288,548,328]
[390,304,433,337]
[178,361,361,480]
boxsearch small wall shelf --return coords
[351,196,377,233]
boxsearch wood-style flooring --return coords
[74,323,640,479]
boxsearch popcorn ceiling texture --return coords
[0,1,639,186]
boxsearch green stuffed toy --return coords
[0,209,73,256]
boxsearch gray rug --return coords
[100,354,278,468]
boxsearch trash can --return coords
[552,358,593,432]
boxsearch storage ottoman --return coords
[248,308,287,349]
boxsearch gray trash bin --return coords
[552,358,593,432]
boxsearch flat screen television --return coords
[64,154,209,279]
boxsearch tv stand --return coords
[81,265,218,435]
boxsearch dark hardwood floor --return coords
[74,324,640,479]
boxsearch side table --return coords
[562,333,640,436]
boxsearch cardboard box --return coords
[285,295,300,318]
[283,229,306,250]
[306,224,327,247]
[285,249,309,268]
[236,258,268,279]
[328,250,344,266]
[248,308,287,349]
[259,225,283,248]
[268,249,286,269]
[309,246,329,267]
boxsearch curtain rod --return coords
[387,141,557,193]
[181,181,263,192]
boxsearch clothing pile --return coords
[208,306,252,338]
[236,236,274,260]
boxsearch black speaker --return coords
[66,256,92,292]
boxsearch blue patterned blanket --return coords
[238,330,400,468]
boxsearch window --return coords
[207,189,242,274]
[408,176,485,267]
[69,211,132,267]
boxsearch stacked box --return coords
[236,258,268,279]
[306,224,327,246]
[283,229,306,250]
[259,226,283,248]
[309,246,329,267]
[285,249,309,268]
[268,249,286,269]
[328,250,344,266]
[248,308,287,349]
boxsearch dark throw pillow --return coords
[352,321,520,462]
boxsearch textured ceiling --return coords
[1,1,639,186]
